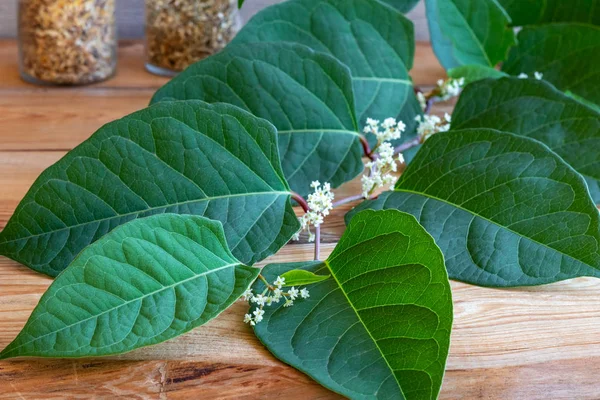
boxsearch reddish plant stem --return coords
[291,191,309,212]
[360,136,376,161]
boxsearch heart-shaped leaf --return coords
[502,23,600,107]
[426,0,516,70]
[232,0,422,145]
[349,129,600,287]
[448,65,508,85]
[497,0,600,26]
[452,77,600,203]
[0,101,299,277]
[0,214,259,359]
[151,42,363,197]
[253,210,453,399]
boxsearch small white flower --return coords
[518,73,528,79]
[272,288,283,303]
[284,299,294,307]
[244,313,253,324]
[415,114,451,141]
[295,181,334,242]
[274,276,286,288]
[417,91,427,111]
[534,71,543,80]
[397,120,406,132]
[288,287,299,300]
[398,153,405,165]
[436,77,465,101]
[253,308,265,323]
[241,288,253,301]
[252,294,267,306]
[300,288,310,299]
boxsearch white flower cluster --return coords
[415,113,451,142]
[436,77,465,101]
[292,181,334,242]
[518,72,544,80]
[361,118,406,199]
[417,91,427,111]
[363,117,406,142]
[243,276,310,325]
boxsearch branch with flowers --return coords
[1,0,599,399]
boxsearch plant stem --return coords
[314,225,321,261]
[258,274,275,291]
[291,191,309,212]
[394,137,421,155]
[332,194,365,208]
[360,136,376,161]
[424,98,434,114]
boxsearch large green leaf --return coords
[253,210,453,399]
[231,0,422,145]
[502,23,600,107]
[349,129,600,287]
[452,77,600,203]
[0,101,299,277]
[378,0,420,13]
[497,0,600,26]
[0,214,258,359]
[426,0,516,70]
[151,42,362,197]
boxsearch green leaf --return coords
[0,214,259,360]
[502,23,600,107]
[231,0,422,147]
[0,101,299,277]
[151,42,363,197]
[378,0,420,13]
[565,91,600,113]
[497,0,600,26]
[426,0,516,69]
[448,65,508,85]
[349,129,600,287]
[254,210,452,399]
[452,77,600,203]
[279,269,330,286]
[238,0,245,7]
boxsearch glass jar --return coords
[145,0,240,76]
[18,0,117,86]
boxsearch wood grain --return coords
[2,40,599,399]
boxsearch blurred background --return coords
[0,0,431,40]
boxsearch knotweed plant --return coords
[1,0,599,399]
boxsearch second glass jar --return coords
[145,0,240,76]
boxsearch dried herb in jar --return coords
[145,0,240,75]
[18,0,117,85]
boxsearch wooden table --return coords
[1,40,600,399]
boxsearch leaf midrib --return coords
[395,188,600,272]
[324,259,408,399]
[0,191,291,246]
[0,261,241,359]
